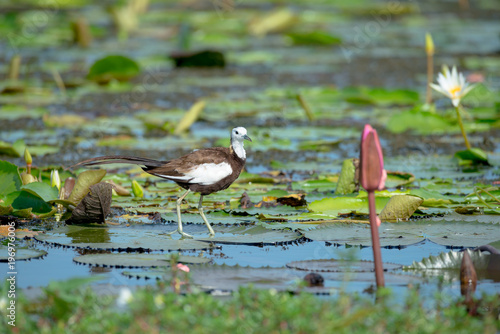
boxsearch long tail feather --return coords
[70,155,168,169]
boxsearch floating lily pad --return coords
[308,196,391,218]
[303,220,500,248]
[302,222,423,247]
[286,259,401,272]
[0,246,47,262]
[405,250,500,281]
[74,253,210,268]
[198,225,302,245]
[387,110,454,135]
[286,31,342,46]
[87,55,140,84]
[123,264,422,291]
[425,221,500,247]
[35,225,215,251]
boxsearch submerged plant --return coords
[430,65,475,150]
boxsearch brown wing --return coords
[143,147,231,178]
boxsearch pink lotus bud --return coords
[360,125,386,192]
[176,263,190,273]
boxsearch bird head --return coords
[232,127,252,142]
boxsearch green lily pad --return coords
[198,225,302,245]
[385,171,415,188]
[35,225,215,251]
[454,148,489,164]
[21,182,59,202]
[387,110,454,135]
[302,222,423,247]
[303,220,500,248]
[293,178,337,192]
[123,264,422,291]
[0,246,47,262]
[3,190,53,215]
[0,140,24,157]
[405,250,500,281]
[308,196,390,217]
[87,55,140,84]
[406,250,490,270]
[286,259,401,272]
[379,195,423,221]
[0,160,21,200]
[74,253,210,268]
[425,221,500,247]
[286,31,342,46]
[409,188,457,207]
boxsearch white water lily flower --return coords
[429,65,475,107]
[116,287,133,307]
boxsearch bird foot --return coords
[167,229,193,239]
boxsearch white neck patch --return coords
[232,140,246,159]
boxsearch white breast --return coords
[160,162,233,185]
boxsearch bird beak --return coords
[243,134,252,142]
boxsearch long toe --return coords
[180,231,193,239]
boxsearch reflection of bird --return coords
[72,127,252,238]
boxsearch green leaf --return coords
[0,160,21,200]
[308,196,390,217]
[0,205,13,215]
[3,190,53,214]
[387,110,453,135]
[335,159,357,195]
[385,171,415,188]
[0,139,23,157]
[379,195,423,221]
[409,188,456,207]
[87,55,140,84]
[454,148,489,164]
[286,31,342,45]
[22,182,59,202]
[364,88,419,105]
[68,169,107,205]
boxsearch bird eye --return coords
[235,131,239,135]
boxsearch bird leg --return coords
[198,195,215,236]
[167,189,193,238]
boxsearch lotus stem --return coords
[296,93,314,121]
[8,55,21,81]
[426,54,433,105]
[455,105,471,150]
[478,187,500,204]
[368,191,385,288]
